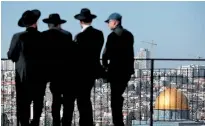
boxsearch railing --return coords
[1,58,205,126]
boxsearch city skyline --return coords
[2,61,205,125]
[1,1,205,68]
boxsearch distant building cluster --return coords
[1,56,205,126]
[177,64,205,77]
[1,60,15,71]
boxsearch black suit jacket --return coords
[42,28,74,80]
[75,26,104,78]
[7,27,43,82]
[102,27,134,79]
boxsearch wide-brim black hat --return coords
[43,13,66,24]
[18,9,41,27]
[74,8,96,20]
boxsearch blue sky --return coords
[1,1,205,68]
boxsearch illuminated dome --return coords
[154,87,189,110]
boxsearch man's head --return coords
[79,19,92,28]
[47,23,61,29]
[43,13,66,29]
[29,23,38,28]
[105,13,122,30]
[74,8,96,28]
[18,9,41,28]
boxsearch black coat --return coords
[42,28,74,80]
[102,26,134,79]
[74,26,104,79]
[7,27,43,82]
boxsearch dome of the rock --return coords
[154,87,189,110]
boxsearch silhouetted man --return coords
[7,9,47,126]
[102,13,134,126]
[42,13,74,126]
[64,8,104,126]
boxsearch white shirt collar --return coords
[81,24,91,32]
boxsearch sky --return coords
[1,1,205,68]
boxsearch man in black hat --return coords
[102,13,135,126]
[7,9,47,126]
[42,13,74,126]
[62,8,104,126]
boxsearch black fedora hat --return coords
[43,13,66,24]
[74,8,97,20]
[18,9,41,27]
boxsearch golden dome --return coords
[154,87,189,110]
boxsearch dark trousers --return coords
[110,74,130,126]
[16,72,46,126]
[49,81,63,126]
[61,88,75,126]
[62,77,95,126]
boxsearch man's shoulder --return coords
[13,31,27,38]
[123,29,133,37]
[107,28,133,40]
[78,27,102,37]
[42,29,71,36]
[59,29,72,36]
[107,32,116,38]
[41,29,50,34]
[41,29,58,37]
[42,29,57,34]
[90,27,103,34]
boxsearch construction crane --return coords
[140,40,157,58]
[197,56,202,66]
[188,54,203,66]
